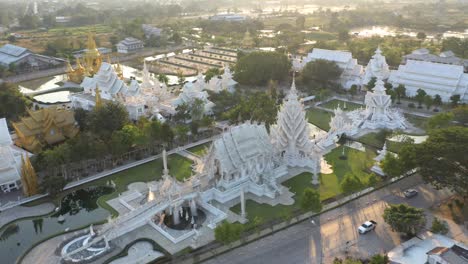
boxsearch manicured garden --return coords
[187,143,211,156]
[306,109,333,131]
[319,99,364,112]
[231,146,376,222]
[404,114,428,131]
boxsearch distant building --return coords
[403,48,468,72]
[388,232,468,264]
[209,14,246,21]
[293,48,363,89]
[0,44,66,73]
[389,60,468,102]
[55,16,71,24]
[116,37,144,54]
[12,107,79,153]
[142,24,162,39]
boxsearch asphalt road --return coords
[203,175,452,264]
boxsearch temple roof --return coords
[0,118,12,146]
[211,123,274,174]
[12,107,76,137]
[308,48,353,63]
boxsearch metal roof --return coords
[0,44,29,57]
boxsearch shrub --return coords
[430,217,448,234]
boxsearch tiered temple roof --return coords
[270,78,321,175]
[12,107,78,153]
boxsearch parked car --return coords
[358,220,377,234]
[403,189,418,198]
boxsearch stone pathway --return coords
[109,241,164,264]
[0,202,55,229]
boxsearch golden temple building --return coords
[67,32,103,83]
[12,107,79,153]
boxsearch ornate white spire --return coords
[270,78,320,174]
[363,46,390,84]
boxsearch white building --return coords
[0,118,25,193]
[116,37,144,54]
[142,24,163,39]
[270,78,321,183]
[389,60,468,102]
[209,14,246,21]
[293,48,363,89]
[362,47,390,85]
[206,64,237,93]
[172,73,215,115]
[70,62,164,120]
[403,48,468,71]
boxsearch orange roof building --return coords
[12,107,79,153]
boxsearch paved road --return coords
[203,175,453,264]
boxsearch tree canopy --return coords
[300,188,322,212]
[0,82,31,122]
[383,204,426,235]
[301,59,342,87]
[234,52,291,86]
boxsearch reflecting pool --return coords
[0,186,113,264]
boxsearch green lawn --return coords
[93,154,192,216]
[231,146,376,222]
[404,114,428,132]
[357,131,419,153]
[306,109,333,131]
[187,143,211,156]
[319,99,364,112]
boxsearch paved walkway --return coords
[109,241,164,264]
[0,202,55,229]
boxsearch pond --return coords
[33,90,72,104]
[350,26,468,39]
[0,186,113,264]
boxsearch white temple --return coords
[0,118,27,193]
[172,72,215,115]
[389,59,468,102]
[206,64,237,93]
[270,78,321,183]
[70,62,167,120]
[293,48,363,89]
[362,47,390,85]
[347,76,407,130]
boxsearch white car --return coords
[358,220,377,234]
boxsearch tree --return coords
[338,29,350,42]
[158,74,169,85]
[174,103,190,123]
[381,153,405,177]
[450,94,461,107]
[349,85,358,97]
[41,175,67,197]
[433,94,442,111]
[416,32,427,40]
[453,105,468,126]
[190,98,205,121]
[415,89,427,108]
[295,16,306,29]
[396,127,468,200]
[204,67,221,82]
[0,82,31,121]
[369,254,389,264]
[383,204,426,235]
[300,188,322,212]
[302,59,342,87]
[234,52,291,85]
[7,35,16,42]
[224,92,278,128]
[430,217,448,234]
[427,112,454,130]
[175,125,189,143]
[88,102,129,139]
[214,221,244,244]
[340,173,364,194]
[423,95,433,110]
[74,108,89,130]
[367,77,377,90]
[161,123,174,144]
[395,84,406,104]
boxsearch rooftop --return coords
[309,48,353,63]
